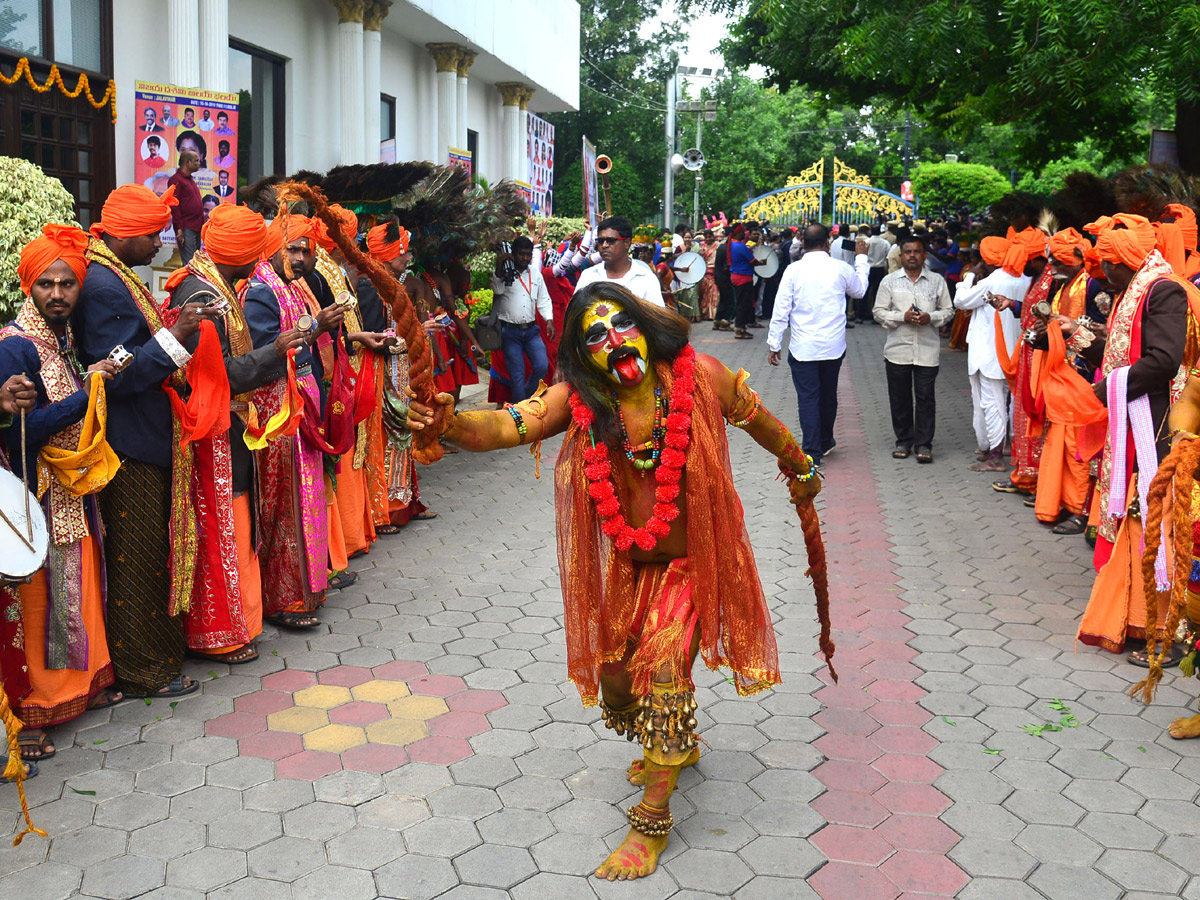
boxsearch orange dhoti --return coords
[327,473,349,573]
[194,494,263,656]
[16,533,114,727]
[336,459,376,557]
[1034,422,1091,523]
[1078,481,1170,653]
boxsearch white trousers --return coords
[969,372,1009,451]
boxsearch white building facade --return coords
[111,0,578,185]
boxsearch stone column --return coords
[363,1,391,160]
[518,86,535,184]
[331,0,367,164]
[455,50,476,155]
[427,43,461,165]
[198,0,228,91]
[169,0,200,87]
[497,82,525,181]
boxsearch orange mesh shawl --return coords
[555,355,780,704]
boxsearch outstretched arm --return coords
[700,355,821,501]
[408,381,572,452]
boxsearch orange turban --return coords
[201,205,268,266]
[1086,214,1158,271]
[979,236,1009,269]
[1083,245,1106,281]
[980,227,1044,277]
[263,214,317,260]
[1048,228,1089,264]
[366,223,410,261]
[1154,203,1199,276]
[18,223,90,294]
[90,184,177,239]
[328,204,359,246]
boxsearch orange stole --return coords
[366,358,389,528]
[16,533,113,727]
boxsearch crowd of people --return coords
[0,183,460,779]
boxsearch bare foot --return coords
[627,746,700,785]
[1168,714,1200,739]
[968,458,1008,472]
[594,828,669,880]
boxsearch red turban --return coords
[202,205,268,266]
[1086,214,1158,271]
[90,184,177,239]
[263,214,317,260]
[18,223,90,294]
[1154,203,1199,276]
[366,223,410,261]
[1048,228,1089,264]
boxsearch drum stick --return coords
[19,376,31,541]
[0,506,35,553]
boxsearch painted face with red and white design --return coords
[582,298,650,387]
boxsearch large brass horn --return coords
[595,154,613,218]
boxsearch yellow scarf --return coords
[37,371,120,502]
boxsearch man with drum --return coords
[0,225,124,765]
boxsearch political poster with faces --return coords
[526,113,554,217]
[133,81,240,245]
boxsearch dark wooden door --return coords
[0,52,115,228]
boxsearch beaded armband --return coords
[793,454,817,482]
[1066,325,1095,354]
[503,404,527,437]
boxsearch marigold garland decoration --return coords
[0,57,118,123]
[569,345,696,553]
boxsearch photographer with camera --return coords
[492,236,555,402]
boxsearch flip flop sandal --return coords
[1052,514,1088,535]
[328,571,358,591]
[892,446,911,459]
[376,524,401,535]
[411,510,438,520]
[1023,496,1036,508]
[87,689,125,710]
[1,760,37,782]
[1129,645,1184,668]
[18,730,55,761]
[734,331,754,339]
[915,447,933,464]
[269,611,321,629]
[992,480,1022,493]
[187,645,259,665]
[140,675,200,699]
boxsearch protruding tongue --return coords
[613,354,642,385]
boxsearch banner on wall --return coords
[582,135,598,229]
[134,81,240,245]
[526,113,554,217]
[448,147,473,178]
[514,180,533,210]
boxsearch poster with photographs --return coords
[526,113,554,217]
[134,81,240,244]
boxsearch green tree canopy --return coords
[910,162,1012,216]
[715,0,1197,171]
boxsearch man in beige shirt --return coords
[873,235,954,463]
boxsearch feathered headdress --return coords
[1114,164,1198,220]
[239,162,436,216]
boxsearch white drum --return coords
[0,465,48,585]
[753,242,780,280]
[673,251,707,286]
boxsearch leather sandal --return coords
[1052,514,1088,535]
[892,444,911,459]
[915,446,933,464]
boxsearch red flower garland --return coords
[569,345,696,552]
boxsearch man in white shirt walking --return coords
[574,216,665,307]
[952,237,1030,471]
[492,236,556,401]
[768,224,869,469]
[874,236,954,463]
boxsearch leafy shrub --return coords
[0,157,78,319]
[911,162,1012,216]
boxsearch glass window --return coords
[52,0,101,72]
[381,94,395,142]
[0,1,43,57]
[229,40,285,183]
